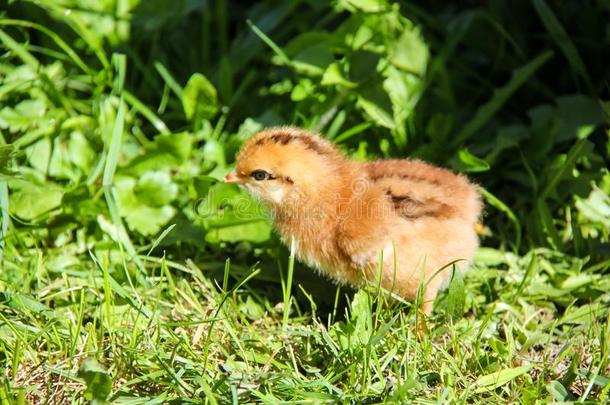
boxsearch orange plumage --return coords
[224,127,483,314]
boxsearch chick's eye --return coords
[251,170,271,181]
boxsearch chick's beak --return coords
[223,170,243,184]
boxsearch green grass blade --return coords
[112,53,126,95]
[247,19,291,66]
[536,199,563,250]
[123,90,170,135]
[533,0,593,91]
[0,180,8,260]
[154,62,184,99]
[334,123,373,144]
[146,224,176,257]
[282,236,296,331]
[34,1,109,68]
[102,98,125,187]
[0,18,90,74]
[452,51,553,146]
[0,29,39,68]
[540,139,590,199]
[479,187,522,250]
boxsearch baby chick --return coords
[224,127,482,314]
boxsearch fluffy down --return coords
[224,127,483,314]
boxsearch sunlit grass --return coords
[1,246,608,402]
[1,0,609,402]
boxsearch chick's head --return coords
[224,127,344,205]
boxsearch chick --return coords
[224,127,482,314]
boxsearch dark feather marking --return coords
[389,193,423,207]
[386,190,453,220]
[256,131,329,155]
[298,136,329,154]
[270,132,294,145]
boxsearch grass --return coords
[1,0,609,403]
[1,246,609,402]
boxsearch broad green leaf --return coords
[383,65,422,143]
[240,295,265,320]
[0,99,46,132]
[125,205,176,236]
[68,131,96,172]
[182,73,218,120]
[203,139,226,167]
[555,95,606,141]
[527,104,557,159]
[154,133,192,162]
[205,220,271,243]
[348,24,374,50]
[358,96,395,129]
[284,31,334,56]
[560,303,605,325]
[321,63,357,88]
[334,290,373,350]
[292,44,334,76]
[128,133,193,173]
[474,366,532,393]
[454,148,490,173]
[134,171,178,207]
[154,213,205,248]
[115,177,176,235]
[337,0,387,13]
[546,381,569,401]
[78,358,112,402]
[49,135,81,181]
[1,292,52,314]
[236,118,265,140]
[8,179,63,220]
[575,187,610,237]
[348,50,380,83]
[389,28,429,75]
[192,176,218,198]
[351,289,373,345]
[197,182,241,215]
[198,183,271,242]
[26,138,51,174]
[560,274,599,291]
[63,185,106,222]
[291,79,315,102]
[474,248,511,266]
